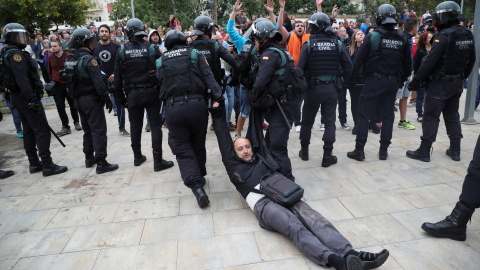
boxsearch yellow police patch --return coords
[263,56,269,60]
[91,59,98,66]
[13,54,22,62]
[435,39,439,42]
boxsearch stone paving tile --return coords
[253,230,302,262]
[310,163,370,180]
[303,198,354,221]
[0,209,58,234]
[92,184,154,205]
[113,198,179,222]
[0,183,30,198]
[221,257,309,270]
[151,181,195,198]
[20,179,72,196]
[339,191,416,218]
[447,180,465,191]
[0,227,75,260]
[129,169,182,185]
[395,184,459,208]
[32,190,97,211]
[13,250,100,270]
[301,178,363,201]
[466,230,480,253]
[45,204,120,229]
[179,191,244,215]
[0,195,44,214]
[384,238,480,270]
[213,209,260,235]
[207,177,238,193]
[93,242,177,270]
[356,159,416,175]
[347,172,416,194]
[332,214,415,248]
[177,232,261,269]
[141,213,213,244]
[0,259,18,270]
[63,220,144,252]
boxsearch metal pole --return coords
[131,0,135,18]
[461,0,480,124]
[461,0,464,14]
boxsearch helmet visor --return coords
[9,30,29,46]
[433,9,456,25]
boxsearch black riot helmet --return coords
[125,18,147,38]
[251,19,282,43]
[432,1,461,27]
[67,28,95,49]
[191,16,215,37]
[307,13,333,34]
[164,30,187,50]
[375,4,397,25]
[1,23,29,49]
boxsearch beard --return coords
[101,35,109,41]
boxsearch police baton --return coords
[207,89,212,108]
[38,112,66,147]
[275,99,292,130]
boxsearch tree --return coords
[0,0,93,35]
[407,0,476,23]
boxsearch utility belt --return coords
[430,73,462,81]
[366,72,397,79]
[166,93,206,104]
[125,83,156,91]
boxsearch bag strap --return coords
[256,154,275,173]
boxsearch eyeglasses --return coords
[333,27,339,29]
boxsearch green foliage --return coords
[407,0,476,22]
[0,0,93,35]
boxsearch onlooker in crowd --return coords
[47,40,82,136]
[397,18,418,131]
[250,14,257,21]
[32,33,50,83]
[413,31,433,122]
[115,29,125,43]
[3,95,23,138]
[283,11,293,32]
[347,29,365,134]
[149,29,166,53]
[89,24,100,42]
[360,18,371,33]
[41,40,52,67]
[235,9,248,26]
[62,34,70,49]
[421,8,430,25]
[109,32,117,44]
[166,14,181,30]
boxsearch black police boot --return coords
[28,154,42,173]
[96,158,119,174]
[153,152,174,172]
[322,151,337,167]
[347,143,365,161]
[133,149,147,166]
[406,141,431,162]
[421,201,475,241]
[379,145,388,160]
[299,146,309,161]
[0,170,14,179]
[446,141,461,161]
[190,182,210,208]
[41,157,68,177]
[85,152,96,168]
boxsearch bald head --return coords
[234,137,253,161]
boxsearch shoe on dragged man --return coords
[119,128,130,137]
[74,122,82,131]
[190,181,210,208]
[56,126,71,137]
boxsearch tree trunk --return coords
[258,0,264,16]
[171,0,177,16]
[213,0,218,25]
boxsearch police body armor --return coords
[306,34,341,81]
[266,44,296,101]
[68,52,97,98]
[0,47,43,94]
[365,27,406,77]
[157,46,206,101]
[119,40,157,90]
[190,39,221,82]
[432,26,474,79]
[239,40,260,89]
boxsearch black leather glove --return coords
[408,78,420,92]
[27,97,42,112]
[100,94,113,113]
[117,93,128,108]
[208,100,225,118]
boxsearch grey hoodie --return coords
[148,30,167,52]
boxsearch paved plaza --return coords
[0,93,480,270]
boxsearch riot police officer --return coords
[158,30,223,208]
[0,23,67,177]
[189,16,237,85]
[114,18,174,171]
[347,4,412,161]
[297,13,353,167]
[250,19,301,181]
[407,1,475,162]
[67,28,118,174]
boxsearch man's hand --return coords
[265,0,275,14]
[212,101,220,108]
[279,0,285,9]
[331,5,339,19]
[100,94,113,113]
[316,0,323,13]
[108,74,114,83]
[27,98,41,112]
[408,78,420,92]
[344,18,349,28]
[209,100,225,118]
[118,93,128,108]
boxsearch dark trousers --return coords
[460,135,480,209]
[350,85,381,128]
[421,79,463,147]
[300,84,337,147]
[127,90,162,153]
[294,94,305,127]
[234,85,242,124]
[38,62,50,83]
[338,85,348,124]
[264,96,301,180]
[53,83,79,128]
[166,98,208,187]
[10,94,51,159]
[356,77,398,148]
[75,95,108,159]
[254,197,352,266]
[111,91,126,130]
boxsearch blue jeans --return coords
[111,92,125,130]
[416,88,426,118]
[223,77,234,124]
[239,88,251,118]
[4,99,22,133]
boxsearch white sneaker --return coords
[341,123,351,131]
[295,126,301,133]
[320,124,325,131]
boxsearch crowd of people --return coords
[0,0,479,269]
